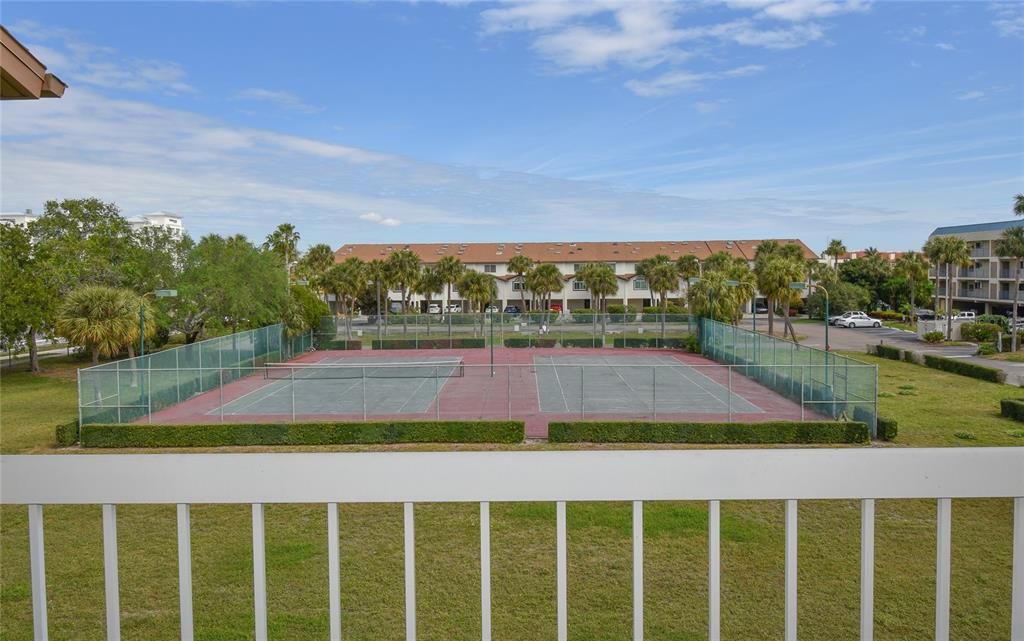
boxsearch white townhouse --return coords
[334,239,817,313]
[127,211,186,238]
[0,210,38,228]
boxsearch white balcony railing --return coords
[2,449,1023,641]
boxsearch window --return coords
[512,281,526,291]
[633,277,648,290]
[484,264,496,273]
[573,280,588,291]
[573,264,583,273]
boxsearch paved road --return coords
[739,318,1024,386]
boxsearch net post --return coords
[727,365,732,423]
[652,366,657,421]
[175,349,181,404]
[362,367,367,421]
[147,365,153,424]
[116,362,122,424]
[580,365,585,419]
[198,347,204,393]
[77,368,84,432]
[507,365,512,420]
[435,365,440,420]
[800,366,805,421]
[290,367,296,422]
[219,369,224,423]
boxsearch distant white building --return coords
[127,211,185,238]
[0,210,38,228]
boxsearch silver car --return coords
[835,311,882,328]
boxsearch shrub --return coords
[612,337,687,348]
[548,421,869,444]
[922,354,1005,383]
[871,310,903,321]
[903,349,917,364]
[55,420,79,447]
[606,304,635,314]
[977,343,997,356]
[560,337,602,347]
[999,398,1024,421]
[319,339,362,350]
[504,337,556,348]
[977,314,1010,331]
[923,331,944,343]
[953,431,976,440]
[81,421,525,448]
[873,344,902,361]
[876,415,898,441]
[372,338,485,349]
[960,322,1002,343]
[683,334,700,353]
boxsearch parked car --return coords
[754,304,769,314]
[427,304,441,314]
[484,304,499,313]
[828,311,856,325]
[503,305,521,315]
[914,309,936,320]
[549,303,562,313]
[389,302,403,314]
[445,303,462,313]
[953,311,976,321]
[835,312,882,328]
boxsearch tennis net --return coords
[263,360,465,380]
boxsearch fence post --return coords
[219,369,224,423]
[198,347,204,393]
[116,362,122,425]
[147,366,153,424]
[362,367,367,421]
[800,366,805,421]
[175,350,181,404]
[435,366,440,420]
[727,366,733,423]
[77,368,84,431]
[652,366,657,421]
[291,368,296,422]
[507,365,512,420]
[580,365,585,419]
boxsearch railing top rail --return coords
[3,449,1021,505]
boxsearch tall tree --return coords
[1015,193,1024,216]
[525,263,564,314]
[757,257,805,340]
[824,239,847,267]
[457,270,498,336]
[725,263,758,324]
[324,258,367,339]
[935,236,971,340]
[922,237,944,312]
[893,252,930,321]
[435,256,465,316]
[414,266,444,334]
[645,261,680,339]
[996,226,1024,351]
[296,243,336,302]
[577,263,617,335]
[688,271,738,322]
[507,254,535,312]
[0,224,57,372]
[364,259,390,338]
[262,223,301,280]
[386,249,421,312]
[677,254,701,304]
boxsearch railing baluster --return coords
[28,504,48,641]
[557,501,567,641]
[708,500,720,641]
[785,499,798,641]
[404,502,416,641]
[860,499,875,641]
[935,498,952,641]
[252,504,268,641]
[102,504,120,641]
[328,503,341,641]
[480,502,492,641]
[1012,497,1023,640]
[177,504,194,641]
[633,500,643,641]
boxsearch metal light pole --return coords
[490,309,495,377]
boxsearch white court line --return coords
[599,356,652,410]
[656,355,762,413]
[547,356,572,412]
[649,356,730,411]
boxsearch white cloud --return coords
[233,88,323,113]
[754,0,870,22]
[991,2,1024,38]
[695,99,729,114]
[626,65,765,97]
[359,212,402,227]
[712,20,825,48]
[955,90,985,101]
[935,42,956,51]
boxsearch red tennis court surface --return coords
[146,347,807,438]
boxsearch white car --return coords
[427,304,441,314]
[835,312,882,328]
[953,311,976,321]
[828,311,856,326]
[484,305,499,313]
[445,303,462,313]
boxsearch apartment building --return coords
[0,210,186,238]
[928,220,1024,315]
[836,250,909,265]
[334,239,817,312]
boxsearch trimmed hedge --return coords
[922,354,1006,383]
[372,338,485,349]
[903,350,916,364]
[81,421,525,448]
[873,344,901,361]
[560,337,602,347]
[876,415,898,441]
[504,337,557,348]
[548,421,869,444]
[612,337,686,348]
[1000,398,1024,421]
[55,420,79,447]
[320,339,362,350]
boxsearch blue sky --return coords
[1,1,1022,254]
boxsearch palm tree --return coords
[386,249,421,313]
[935,236,971,340]
[863,247,881,259]
[435,256,465,319]
[296,243,335,303]
[414,266,444,334]
[922,237,944,312]
[507,254,535,313]
[365,259,390,339]
[688,271,736,322]
[824,239,846,267]
[755,254,804,339]
[894,252,930,321]
[525,263,563,315]
[676,254,701,305]
[996,226,1024,350]
[324,258,367,339]
[726,263,757,324]
[1015,194,1024,216]
[578,263,618,335]
[262,223,301,279]
[56,286,142,364]
[646,261,680,339]
[457,270,497,336]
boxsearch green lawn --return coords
[0,354,1019,640]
